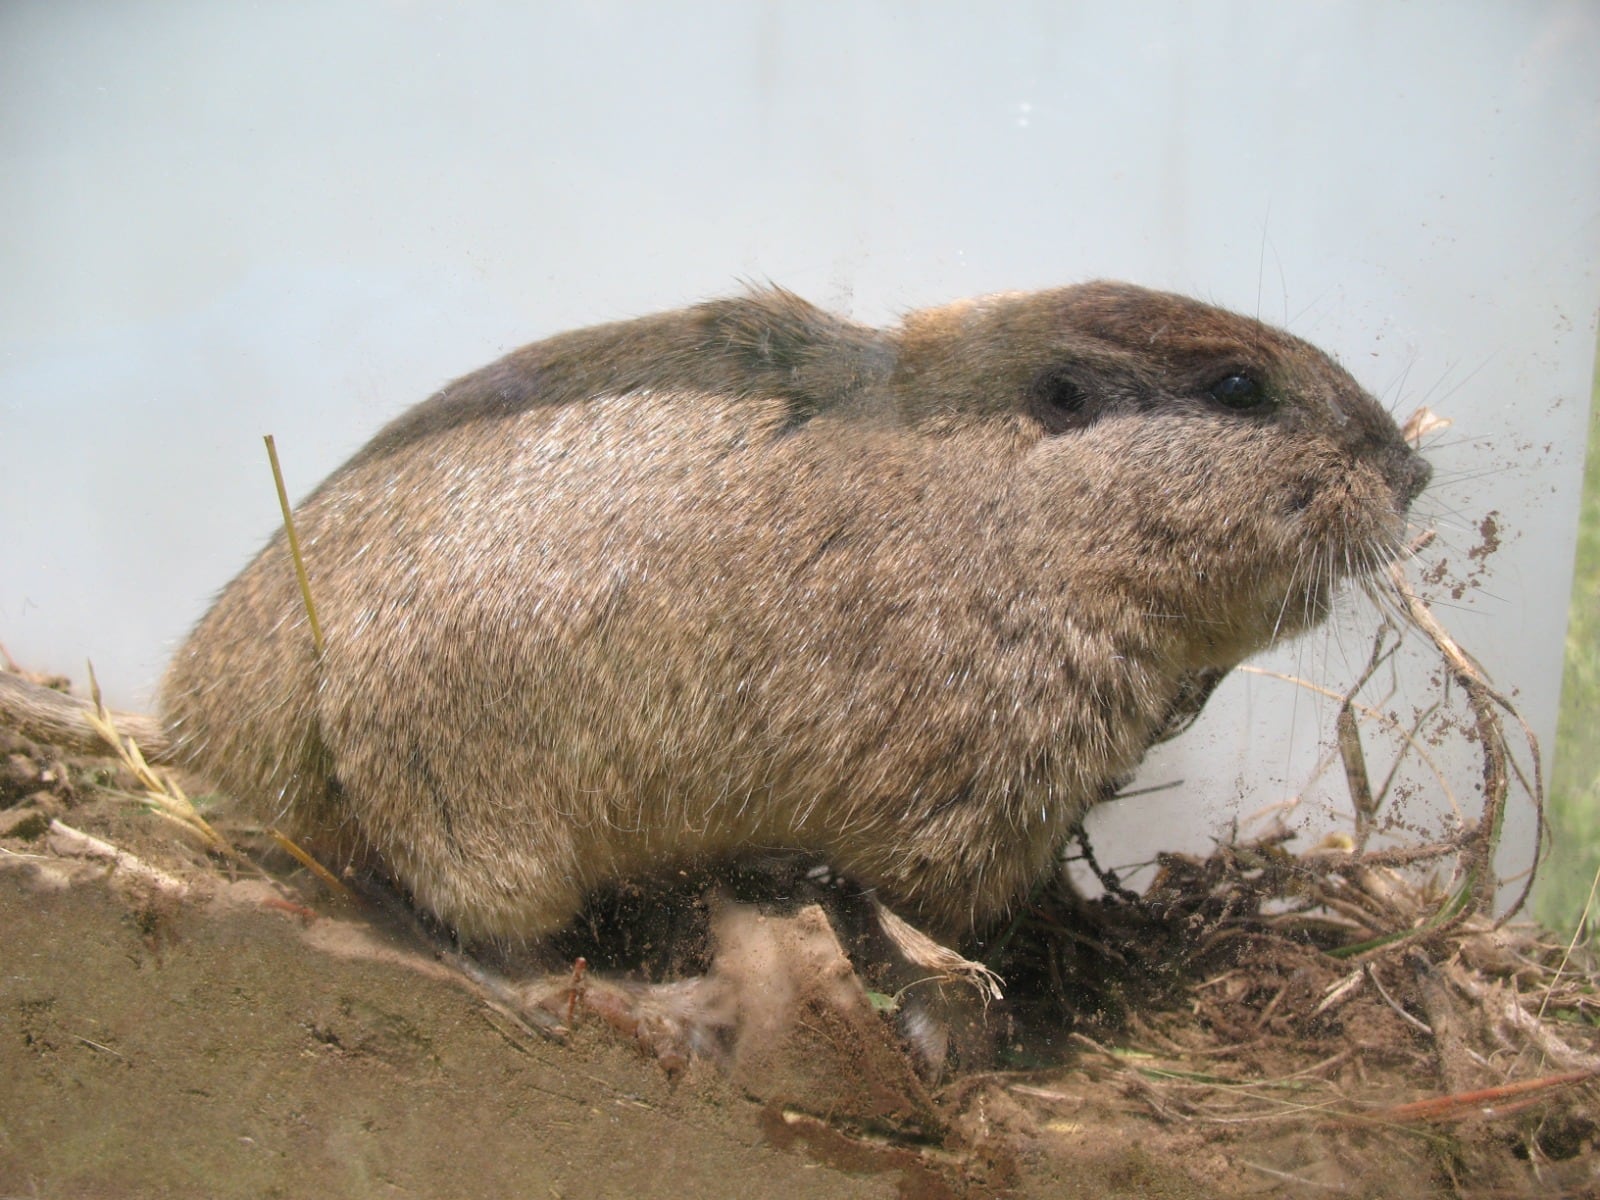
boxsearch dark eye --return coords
[1208,372,1268,410]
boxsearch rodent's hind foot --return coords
[530,968,731,1076]
[507,897,945,1126]
[521,898,888,1077]
[535,890,1005,1084]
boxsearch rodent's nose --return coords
[1400,452,1432,506]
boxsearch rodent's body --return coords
[159,284,1429,941]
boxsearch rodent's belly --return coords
[511,626,1136,931]
[564,752,1084,933]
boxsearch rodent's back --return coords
[159,284,1430,940]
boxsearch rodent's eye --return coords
[1207,372,1269,410]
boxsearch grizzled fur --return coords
[159,283,1430,940]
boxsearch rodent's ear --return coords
[1027,365,1102,434]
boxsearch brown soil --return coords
[2,721,1597,1199]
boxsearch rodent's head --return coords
[891,282,1431,669]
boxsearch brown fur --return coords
[156,283,1430,941]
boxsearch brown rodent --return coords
[152,283,1429,942]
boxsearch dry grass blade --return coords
[1538,862,1600,1024]
[81,661,237,860]
[56,662,348,899]
[267,826,357,901]
[264,433,325,657]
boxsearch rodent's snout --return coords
[1398,451,1432,507]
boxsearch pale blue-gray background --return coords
[3,2,1596,888]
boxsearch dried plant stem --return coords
[47,819,189,898]
[1237,664,1460,819]
[1358,1071,1595,1124]
[268,827,356,901]
[264,434,324,657]
[1387,564,1544,926]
